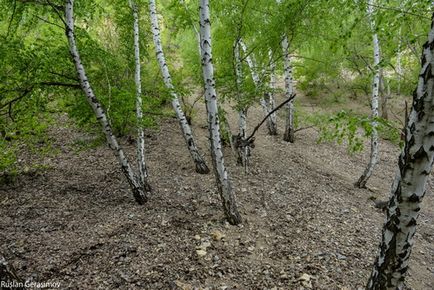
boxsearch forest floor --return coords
[1,93,434,290]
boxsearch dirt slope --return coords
[1,96,433,289]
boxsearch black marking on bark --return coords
[409,123,416,134]
[413,146,429,161]
[399,266,409,276]
[395,206,401,218]
[407,193,420,203]
[424,63,433,83]
[398,251,407,259]
[410,93,425,120]
[421,169,430,175]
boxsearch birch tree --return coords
[149,0,209,174]
[239,40,277,136]
[367,13,434,289]
[355,0,380,188]
[199,0,242,225]
[65,0,150,204]
[267,49,277,133]
[234,40,250,172]
[130,0,150,188]
[281,35,295,143]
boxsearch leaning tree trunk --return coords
[149,0,209,174]
[281,35,296,143]
[355,0,380,188]
[366,14,434,289]
[239,40,277,135]
[199,0,242,225]
[234,40,249,172]
[130,1,151,188]
[65,0,148,204]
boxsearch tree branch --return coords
[246,94,296,141]
[0,87,33,111]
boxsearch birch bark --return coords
[199,0,242,225]
[65,0,148,204]
[239,40,277,135]
[268,49,277,131]
[130,0,151,190]
[149,0,209,174]
[367,14,434,289]
[397,27,403,95]
[355,0,380,188]
[234,40,249,171]
[281,35,295,143]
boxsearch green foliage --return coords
[0,140,17,175]
[314,111,366,153]
[0,108,54,184]
[0,0,172,175]
[0,0,431,178]
[303,110,402,153]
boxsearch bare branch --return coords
[246,94,296,141]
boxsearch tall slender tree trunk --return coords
[268,49,277,131]
[367,15,434,289]
[234,40,249,172]
[64,0,148,204]
[380,75,390,120]
[397,27,403,96]
[355,0,380,188]
[130,1,151,190]
[235,43,247,139]
[239,40,277,136]
[281,35,295,143]
[199,0,242,225]
[149,0,209,174]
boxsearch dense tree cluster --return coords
[1,0,433,288]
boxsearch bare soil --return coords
[1,95,434,289]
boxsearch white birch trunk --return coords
[199,0,242,225]
[355,0,380,188]
[397,27,402,95]
[64,0,148,204]
[239,40,277,135]
[268,49,277,129]
[235,42,246,138]
[130,1,151,190]
[367,16,434,289]
[234,41,249,171]
[149,0,209,174]
[281,35,296,143]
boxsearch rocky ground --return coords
[1,96,434,289]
